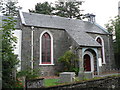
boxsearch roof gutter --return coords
[79,45,102,48]
[86,31,112,35]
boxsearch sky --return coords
[18,0,119,28]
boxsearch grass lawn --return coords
[44,78,61,87]
[44,74,120,87]
[44,77,101,87]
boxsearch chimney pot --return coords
[85,13,96,23]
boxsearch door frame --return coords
[83,51,94,72]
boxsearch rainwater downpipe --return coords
[31,26,34,70]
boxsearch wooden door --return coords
[84,54,91,71]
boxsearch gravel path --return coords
[95,73,120,77]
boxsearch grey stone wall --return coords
[21,26,32,70]
[21,24,115,76]
[26,78,44,88]
[21,25,78,76]
[87,33,115,73]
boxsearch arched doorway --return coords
[84,54,91,71]
[83,49,98,75]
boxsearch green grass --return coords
[44,78,61,87]
[44,77,103,87]
[44,75,120,87]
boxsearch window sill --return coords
[84,71,93,73]
[39,63,54,66]
[102,62,106,64]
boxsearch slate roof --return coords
[19,12,110,47]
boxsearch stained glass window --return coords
[42,32,51,64]
[96,37,103,63]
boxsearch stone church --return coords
[19,11,116,76]
[1,11,116,77]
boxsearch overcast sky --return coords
[18,0,120,27]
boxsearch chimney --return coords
[118,1,120,16]
[85,13,96,23]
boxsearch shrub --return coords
[17,67,40,80]
[58,50,79,74]
[2,17,19,88]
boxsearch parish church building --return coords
[0,11,116,77]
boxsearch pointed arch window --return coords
[39,31,54,65]
[96,36,106,64]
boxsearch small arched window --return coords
[96,36,106,64]
[40,31,53,65]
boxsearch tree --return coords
[29,2,54,15]
[0,0,22,16]
[0,0,4,11]
[105,16,120,68]
[29,0,84,19]
[2,17,19,88]
[54,0,83,19]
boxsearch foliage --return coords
[74,77,80,82]
[105,19,115,33]
[29,0,84,19]
[15,79,24,88]
[105,16,120,68]
[2,16,19,88]
[54,0,83,19]
[17,67,40,80]
[29,2,54,15]
[114,16,120,53]
[0,0,22,16]
[58,50,79,74]
[0,0,3,11]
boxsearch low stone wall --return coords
[26,78,44,88]
[45,76,120,89]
